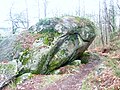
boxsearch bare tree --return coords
[109,0,116,32]
[82,0,85,16]
[99,0,104,46]
[101,0,116,44]
[78,0,80,16]
[117,0,120,10]
[9,3,16,34]
[9,3,29,34]
[116,0,120,32]
[38,0,40,20]
[102,0,110,45]
[43,0,47,18]
[25,0,29,29]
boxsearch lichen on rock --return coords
[0,60,18,88]
[0,16,96,88]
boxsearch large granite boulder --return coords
[0,16,96,88]
[27,16,96,74]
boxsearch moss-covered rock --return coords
[15,73,33,85]
[26,16,96,74]
[0,16,96,88]
[0,60,18,88]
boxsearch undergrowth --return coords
[105,58,120,77]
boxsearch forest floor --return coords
[3,35,120,90]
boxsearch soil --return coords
[3,57,101,90]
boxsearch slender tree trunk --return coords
[99,0,104,46]
[38,0,40,20]
[25,0,29,29]
[43,0,47,18]
[78,0,80,16]
[104,0,110,45]
[83,0,85,16]
[117,0,120,35]
[119,18,120,36]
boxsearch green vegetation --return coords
[80,52,90,64]
[81,73,93,90]
[69,60,81,66]
[0,16,97,89]
[19,48,31,65]
[15,73,33,84]
[40,30,61,45]
[106,58,120,77]
[8,81,17,90]
[0,60,17,75]
[114,68,120,77]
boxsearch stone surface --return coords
[0,60,18,88]
[4,52,101,90]
[0,16,96,88]
[0,35,17,61]
[26,16,96,74]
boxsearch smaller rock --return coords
[0,60,18,88]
